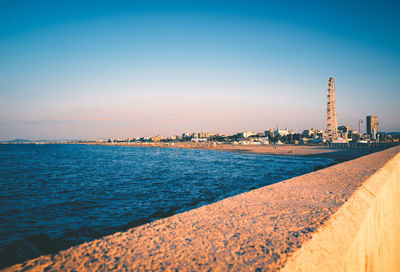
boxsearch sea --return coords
[0,144,333,267]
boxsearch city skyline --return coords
[1,1,400,140]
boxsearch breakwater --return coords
[3,145,399,271]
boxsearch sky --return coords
[1,0,399,140]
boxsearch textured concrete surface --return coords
[3,146,399,272]
[282,145,400,272]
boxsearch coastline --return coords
[5,145,399,271]
[85,142,391,163]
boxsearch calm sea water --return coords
[0,144,332,267]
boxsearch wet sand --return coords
[204,144,389,162]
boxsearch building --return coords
[151,135,164,142]
[182,133,191,139]
[337,126,350,133]
[167,136,177,141]
[264,129,275,138]
[325,77,338,142]
[191,138,208,142]
[337,125,351,142]
[239,131,257,138]
[366,115,378,138]
[274,129,290,137]
[302,129,316,137]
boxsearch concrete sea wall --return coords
[3,146,400,271]
[282,145,400,271]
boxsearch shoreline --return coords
[85,142,392,163]
[6,146,399,271]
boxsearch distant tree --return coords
[292,133,301,141]
[351,133,360,142]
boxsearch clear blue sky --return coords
[1,0,399,140]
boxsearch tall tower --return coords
[325,77,338,142]
[366,115,378,137]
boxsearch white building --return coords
[239,131,257,138]
[191,138,208,142]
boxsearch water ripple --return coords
[0,144,332,267]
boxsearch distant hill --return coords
[1,139,82,143]
[3,139,32,143]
